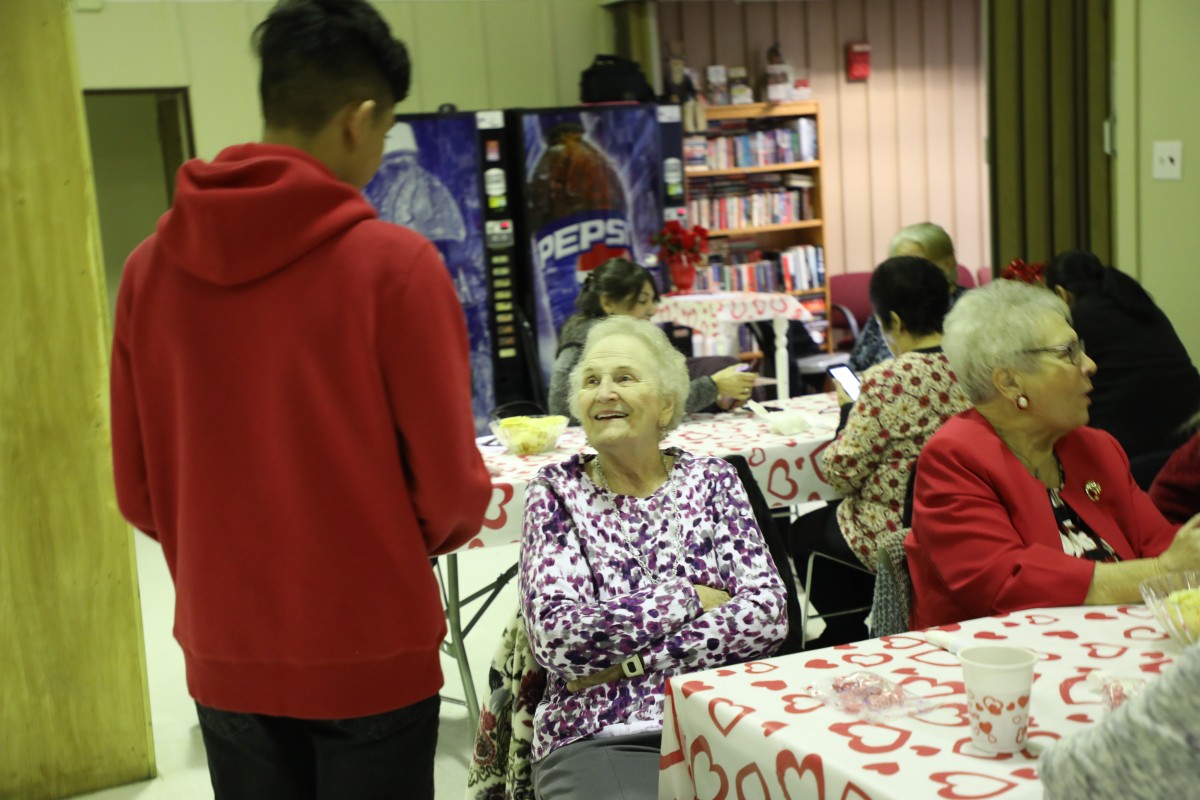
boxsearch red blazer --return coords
[905,409,1178,629]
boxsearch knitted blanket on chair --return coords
[869,528,912,638]
[465,608,546,800]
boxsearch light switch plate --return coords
[1153,141,1183,180]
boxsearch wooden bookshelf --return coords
[685,100,832,354]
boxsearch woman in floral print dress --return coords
[519,316,787,800]
[787,256,971,644]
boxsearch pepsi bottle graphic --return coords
[526,117,633,380]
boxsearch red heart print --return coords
[708,698,755,737]
[748,447,766,467]
[761,720,788,736]
[735,763,769,798]
[744,661,779,674]
[881,634,929,650]
[1140,660,1171,675]
[1083,642,1128,659]
[467,537,484,548]
[782,692,824,714]
[1123,625,1169,641]
[776,750,824,800]
[1084,611,1118,620]
[834,644,855,650]
[481,483,514,530]
[844,652,892,668]
[930,623,963,632]
[910,647,967,668]
[952,736,1014,760]
[912,703,970,727]
[978,721,993,734]
[1067,713,1093,723]
[1001,621,1019,628]
[1117,604,1155,619]
[1140,651,1166,660]
[716,669,735,677]
[983,696,1003,715]
[864,762,900,775]
[841,785,873,800]
[680,680,714,699]
[1058,675,1097,706]
[1043,630,1078,639]
[751,680,788,691]
[896,674,966,700]
[689,736,729,800]
[931,771,1019,799]
[911,745,941,756]
[805,658,839,669]
[973,631,1007,640]
[1024,613,1059,625]
[1017,695,1028,708]
[1011,768,1038,781]
[829,720,912,753]
[768,460,800,501]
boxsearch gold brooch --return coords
[1085,481,1102,503]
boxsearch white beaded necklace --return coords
[593,453,686,581]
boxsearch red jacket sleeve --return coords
[375,239,491,556]
[109,251,158,539]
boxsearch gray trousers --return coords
[532,732,662,800]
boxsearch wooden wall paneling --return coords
[1085,0,1112,263]
[866,0,900,264]
[550,1,611,106]
[680,1,714,75]
[711,2,745,77]
[1048,0,1080,257]
[805,0,844,276]
[659,0,685,70]
[775,1,809,81]
[949,0,985,271]
[409,1,489,112]
[921,0,955,242]
[482,1,556,109]
[1018,0,1051,262]
[3,1,154,796]
[893,0,930,231]
[988,0,1024,268]
[742,1,777,97]
[835,0,875,273]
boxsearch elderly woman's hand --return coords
[1158,515,1200,573]
[711,365,757,402]
[694,584,732,611]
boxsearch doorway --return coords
[84,88,194,318]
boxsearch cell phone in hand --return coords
[827,365,861,401]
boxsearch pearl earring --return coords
[1015,394,1030,410]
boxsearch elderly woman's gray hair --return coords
[889,222,955,265]
[943,281,1072,404]
[567,315,690,433]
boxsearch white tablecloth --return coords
[660,605,1178,800]
[467,393,840,550]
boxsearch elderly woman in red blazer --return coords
[905,280,1200,629]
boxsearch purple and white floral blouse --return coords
[518,448,788,762]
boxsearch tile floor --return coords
[75,534,521,800]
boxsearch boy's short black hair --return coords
[253,0,411,135]
[869,255,952,336]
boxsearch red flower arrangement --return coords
[1000,258,1047,285]
[652,220,709,292]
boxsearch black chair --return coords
[723,455,806,656]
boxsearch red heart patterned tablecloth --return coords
[652,291,814,340]
[464,393,840,550]
[659,605,1178,800]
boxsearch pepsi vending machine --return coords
[508,104,687,383]
[364,111,541,433]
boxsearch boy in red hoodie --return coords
[109,1,491,796]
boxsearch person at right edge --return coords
[109,1,491,798]
[1045,249,1200,466]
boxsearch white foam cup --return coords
[958,645,1037,754]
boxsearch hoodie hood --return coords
[156,143,377,287]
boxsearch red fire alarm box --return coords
[846,42,871,82]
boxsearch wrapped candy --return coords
[810,671,931,721]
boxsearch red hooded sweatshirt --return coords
[111,143,491,718]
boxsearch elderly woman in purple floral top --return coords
[519,316,788,800]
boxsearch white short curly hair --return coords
[942,280,1072,404]
[567,316,690,433]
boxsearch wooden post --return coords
[1,1,155,796]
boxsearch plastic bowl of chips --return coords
[489,415,569,456]
[1140,570,1200,646]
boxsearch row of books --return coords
[687,185,815,231]
[683,116,818,170]
[691,245,826,294]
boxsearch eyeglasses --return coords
[1023,339,1087,366]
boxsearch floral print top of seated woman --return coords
[518,316,787,762]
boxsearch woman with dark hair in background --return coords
[1045,251,1200,466]
[547,258,756,421]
